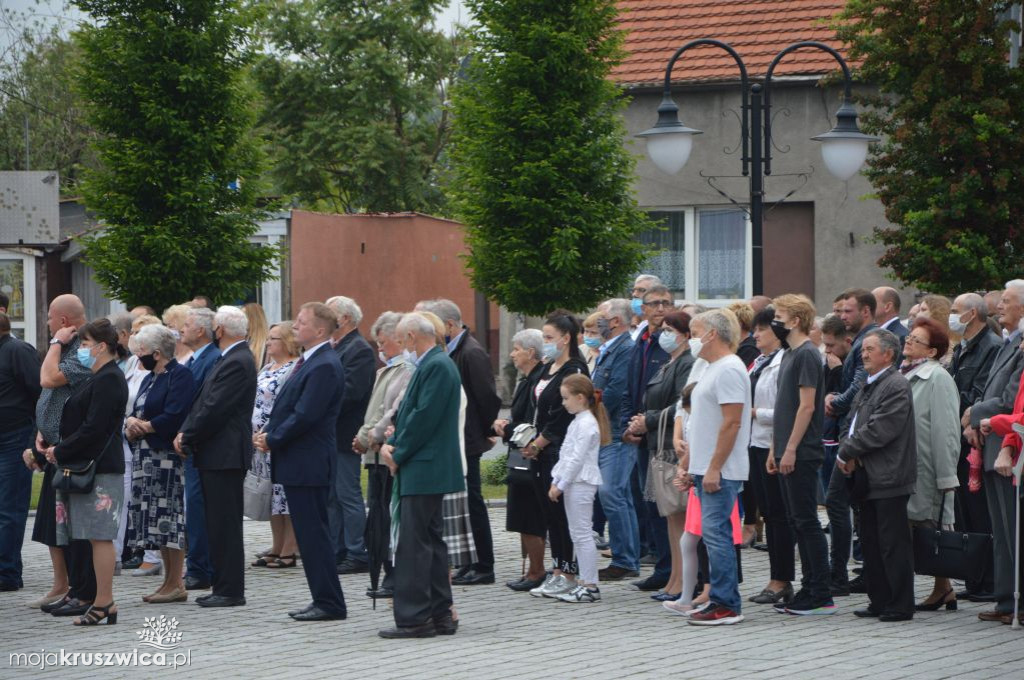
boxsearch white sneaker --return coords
[542,575,577,598]
[529,574,560,598]
[558,585,600,603]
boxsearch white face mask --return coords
[948,312,968,334]
[689,333,708,359]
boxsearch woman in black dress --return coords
[522,310,590,598]
[495,328,547,591]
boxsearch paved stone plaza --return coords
[3,506,1023,679]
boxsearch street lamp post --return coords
[636,40,878,297]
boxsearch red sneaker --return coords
[686,603,744,626]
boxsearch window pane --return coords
[698,208,746,300]
[637,211,685,291]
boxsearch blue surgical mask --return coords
[541,342,560,362]
[583,336,602,349]
[631,298,644,316]
[658,330,680,354]
[76,346,96,369]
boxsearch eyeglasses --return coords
[643,300,673,308]
[905,335,930,348]
[268,337,282,342]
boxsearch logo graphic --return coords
[136,616,183,651]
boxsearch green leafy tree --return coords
[73,0,279,311]
[835,0,1024,294]
[448,0,651,316]
[0,27,97,191]
[254,0,459,214]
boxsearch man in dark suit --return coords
[257,302,347,621]
[420,299,502,585]
[872,286,908,348]
[178,306,221,590]
[969,281,1024,616]
[379,313,465,639]
[324,295,376,574]
[175,305,257,607]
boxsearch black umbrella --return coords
[364,450,392,610]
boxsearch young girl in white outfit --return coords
[548,374,609,603]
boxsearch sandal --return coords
[251,553,279,567]
[266,554,297,569]
[74,602,117,626]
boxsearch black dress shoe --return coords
[378,622,437,639]
[336,559,369,575]
[966,591,997,603]
[366,587,394,599]
[196,595,246,608]
[853,608,880,618]
[453,564,471,580]
[0,582,22,592]
[879,612,913,622]
[632,576,668,592]
[849,575,867,593]
[506,577,545,592]
[184,576,211,590]
[433,613,458,635]
[452,568,495,585]
[51,598,92,617]
[290,605,346,621]
[288,602,316,617]
[598,565,640,581]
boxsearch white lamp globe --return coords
[820,138,870,181]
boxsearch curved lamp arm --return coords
[762,41,855,176]
[656,39,751,175]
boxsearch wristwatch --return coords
[49,337,62,346]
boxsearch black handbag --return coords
[912,490,992,582]
[506,446,534,485]
[52,459,97,494]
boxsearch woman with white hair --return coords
[124,323,197,603]
[494,328,547,591]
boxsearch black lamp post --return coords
[636,40,878,297]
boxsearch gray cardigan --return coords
[838,367,917,500]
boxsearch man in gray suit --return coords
[971,280,1024,618]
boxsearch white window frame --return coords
[645,206,752,307]
[0,248,37,345]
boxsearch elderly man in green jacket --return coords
[378,313,465,639]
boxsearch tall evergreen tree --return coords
[255,0,458,214]
[74,0,278,311]
[448,0,651,316]
[836,0,1024,293]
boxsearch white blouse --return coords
[551,410,604,490]
[749,350,784,449]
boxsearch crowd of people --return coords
[1,275,1024,634]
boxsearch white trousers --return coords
[564,482,599,585]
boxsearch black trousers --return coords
[743,447,761,527]
[365,464,394,587]
[955,446,993,592]
[749,447,795,582]
[393,494,452,627]
[779,458,831,602]
[285,485,347,616]
[199,469,245,599]
[535,454,575,573]
[66,539,96,602]
[464,456,494,571]
[860,495,914,616]
[826,463,854,585]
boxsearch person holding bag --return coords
[627,311,695,602]
[40,319,129,626]
[494,329,547,592]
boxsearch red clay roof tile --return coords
[613,0,850,88]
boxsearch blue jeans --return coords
[693,475,743,613]
[598,442,640,571]
[328,451,368,564]
[0,425,33,588]
[184,457,213,581]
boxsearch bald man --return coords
[871,287,908,346]
[35,295,96,616]
[748,295,773,314]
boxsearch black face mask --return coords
[770,319,791,347]
[139,353,158,371]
